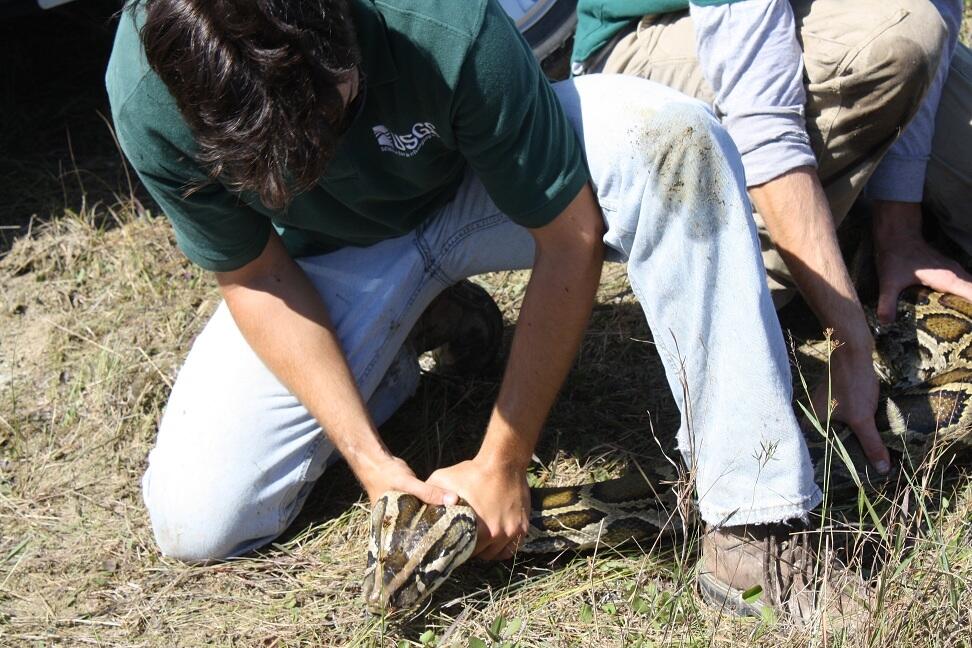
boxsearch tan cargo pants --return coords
[602,0,972,304]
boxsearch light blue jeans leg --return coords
[143,74,820,562]
[555,74,821,525]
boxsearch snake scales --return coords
[362,287,972,614]
[805,286,972,487]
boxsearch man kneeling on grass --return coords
[107,0,868,624]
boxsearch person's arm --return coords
[873,202,972,324]
[427,185,604,560]
[749,169,889,472]
[690,0,815,188]
[868,0,972,323]
[108,32,453,506]
[691,1,891,470]
[426,1,599,558]
[216,232,459,507]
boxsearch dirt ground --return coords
[1,3,971,647]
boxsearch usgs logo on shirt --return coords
[373,122,440,157]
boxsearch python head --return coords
[362,491,478,615]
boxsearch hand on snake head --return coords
[873,200,972,325]
[811,342,891,475]
[359,454,459,507]
[426,457,531,561]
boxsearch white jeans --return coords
[144,75,822,561]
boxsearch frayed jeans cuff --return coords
[698,487,823,528]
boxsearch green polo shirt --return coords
[572,0,742,65]
[107,0,589,272]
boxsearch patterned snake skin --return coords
[364,287,972,614]
[806,287,972,488]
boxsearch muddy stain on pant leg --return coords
[625,108,731,240]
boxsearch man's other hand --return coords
[360,455,459,508]
[874,200,972,324]
[426,457,531,560]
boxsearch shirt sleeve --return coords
[451,0,590,228]
[113,90,272,272]
[867,0,963,203]
[690,0,816,186]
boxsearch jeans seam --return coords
[358,233,437,387]
[699,489,822,524]
[440,213,509,258]
[358,277,430,387]
[414,227,436,274]
[360,212,511,383]
[278,432,323,530]
[422,212,510,286]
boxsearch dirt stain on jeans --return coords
[625,108,731,240]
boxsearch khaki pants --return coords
[603,0,972,303]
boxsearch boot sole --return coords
[697,571,767,619]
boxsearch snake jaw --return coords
[362,491,478,615]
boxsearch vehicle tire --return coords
[501,0,577,64]
[518,0,577,64]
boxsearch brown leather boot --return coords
[698,523,872,629]
[409,280,503,377]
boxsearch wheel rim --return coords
[497,0,563,33]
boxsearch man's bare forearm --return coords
[749,167,872,351]
[425,185,605,559]
[476,185,605,470]
[751,167,889,468]
[215,234,404,498]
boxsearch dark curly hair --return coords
[139,0,361,210]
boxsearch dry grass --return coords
[2,5,972,647]
[2,205,970,647]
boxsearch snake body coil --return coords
[363,287,972,614]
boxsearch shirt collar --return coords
[350,0,399,87]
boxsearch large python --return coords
[362,468,680,613]
[362,287,972,614]
[805,286,972,487]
